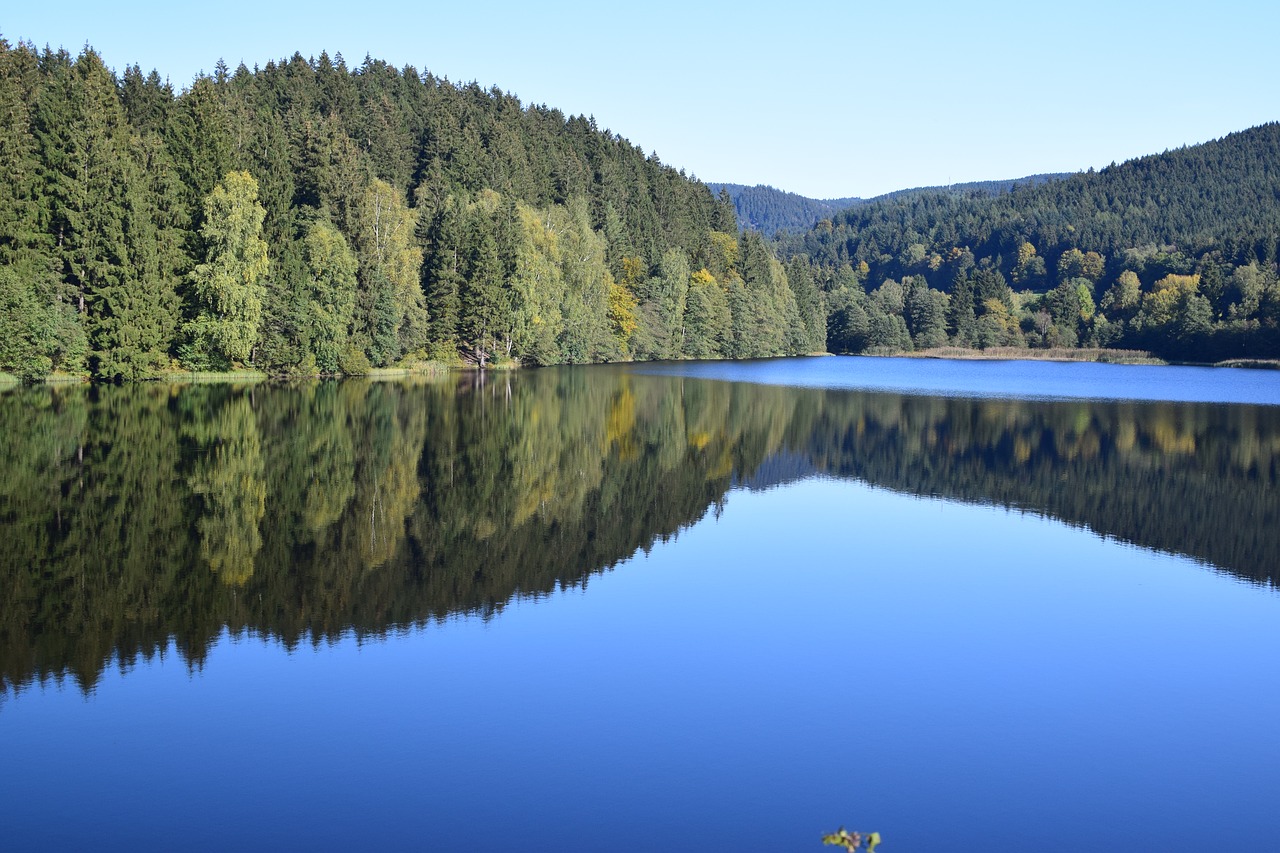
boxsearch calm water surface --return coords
[2,357,1279,851]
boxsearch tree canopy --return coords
[0,38,819,379]
[2,34,1278,376]
[783,124,1280,361]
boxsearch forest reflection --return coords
[2,368,1276,694]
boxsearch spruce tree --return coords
[422,198,464,348]
[459,217,507,365]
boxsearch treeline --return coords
[783,123,1280,361]
[4,370,1276,693]
[0,38,825,381]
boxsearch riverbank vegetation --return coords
[904,347,1163,364]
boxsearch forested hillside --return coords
[0,38,824,381]
[712,174,1066,237]
[786,124,1280,361]
[2,35,1277,378]
[707,183,861,236]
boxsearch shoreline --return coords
[7,350,1280,388]
[892,347,1280,370]
[896,346,1165,366]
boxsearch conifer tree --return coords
[350,178,426,364]
[682,268,730,359]
[459,216,508,365]
[422,198,465,349]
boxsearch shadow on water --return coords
[1,365,1277,694]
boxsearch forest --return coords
[783,124,1280,362]
[0,38,824,382]
[708,183,863,237]
[711,174,1066,237]
[1,35,1278,380]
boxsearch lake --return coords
[2,356,1279,851]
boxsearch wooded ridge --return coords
[1,36,1277,381]
[782,123,1280,362]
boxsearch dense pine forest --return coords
[707,184,863,236]
[711,174,1066,237]
[1,36,1278,380]
[0,39,825,381]
[782,124,1280,362]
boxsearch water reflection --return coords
[1,367,1277,694]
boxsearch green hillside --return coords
[706,183,862,235]
[711,174,1066,236]
[0,38,822,381]
[786,124,1280,361]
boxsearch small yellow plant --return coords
[821,826,881,851]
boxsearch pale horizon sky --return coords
[4,1,1276,199]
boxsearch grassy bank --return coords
[365,360,454,381]
[158,370,269,383]
[903,346,1165,365]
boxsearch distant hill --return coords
[710,174,1068,236]
[787,122,1280,362]
[871,173,1069,203]
[795,124,1280,277]
[707,183,862,236]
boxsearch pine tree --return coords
[786,255,825,352]
[33,48,142,375]
[166,75,233,224]
[350,178,426,363]
[94,133,185,378]
[682,268,730,358]
[0,38,49,270]
[459,216,508,365]
[653,248,690,359]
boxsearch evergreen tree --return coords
[459,216,508,365]
[786,255,826,352]
[652,248,690,359]
[682,268,730,359]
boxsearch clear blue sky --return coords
[5,1,1276,199]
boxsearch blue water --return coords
[632,355,1280,405]
[3,359,1279,851]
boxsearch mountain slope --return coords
[0,39,824,380]
[711,173,1068,236]
[788,123,1280,361]
[707,183,861,235]
[796,124,1280,274]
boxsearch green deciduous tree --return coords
[682,268,730,359]
[184,170,270,368]
[303,220,358,372]
[351,178,427,365]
